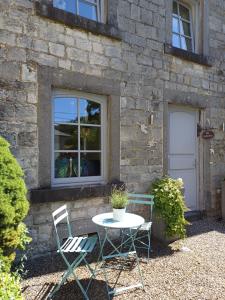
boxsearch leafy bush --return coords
[0,260,23,300]
[110,187,128,209]
[151,176,188,238]
[0,136,31,270]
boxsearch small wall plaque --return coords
[202,129,214,139]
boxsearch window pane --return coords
[78,0,97,21]
[54,98,78,124]
[80,126,101,150]
[53,0,76,14]
[80,99,101,124]
[181,36,192,51]
[80,152,101,177]
[54,124,78,150]
[172,34,180,48]
[172,17,179,33]
[179,4,190,21]
[180,20,191,36]
[173,1,178,15]
[55,152,78,178]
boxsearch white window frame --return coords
[172,0,195,52]
[53,0,104,22]
[51,89,107,187]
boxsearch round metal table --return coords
[92,212,145,298]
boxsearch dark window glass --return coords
[173,1,178,15]
[179,4,190,20]
[180,20,191,36]
[80,126,101,150]
[55,152,78,178]
[54,124,78,150]
[80,152,101,177]
[181,36,192,51]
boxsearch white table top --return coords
[92,212,144,229]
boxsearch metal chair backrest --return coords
[52,205,72,249]
[128,193,154,221]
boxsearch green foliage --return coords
[151,176,188,238]
[110,187,128,209]
[0,259,23,300]
[0,136,31,270]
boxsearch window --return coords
[172,1,193,52]
[53,0,102,22]
[52,90,107,186]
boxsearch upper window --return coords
[172,1,193,52]
[53,0,101,22]
[52,90,107,186]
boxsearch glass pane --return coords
[80,152,101,177]
[180,20,191,36]
[172,34,180,48]
[181,36,192,51]
[80,99,101,124]
[54,98,78,124]
[55,152,78,178]
[179,4,190,20]
[53,0,76,14]
[172,17,179,33]
[173,1,178,15]
[80,126,101,150]
[55,125,78,150]
[78,0,97,21]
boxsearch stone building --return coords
[1,0,225,256]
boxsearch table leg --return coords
[96,226,144,298]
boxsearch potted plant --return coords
[150,176,188,243]
[110,187,128,221]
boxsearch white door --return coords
[168,106,198,210]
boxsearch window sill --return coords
[164,44,212,67]
[30,181,124,204]
[35,2,122,41]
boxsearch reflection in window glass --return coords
[172,1,193,52]
[53,0,100,21]
[54,98,78,124]
[53,0,76,14]
[54,125,78,150]
[80,126,101,150]
[53,96,103,182]
[80,152,101,177]
[79,0,97,21]
[80,99,101,124]
[55,152,78,178]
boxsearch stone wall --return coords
[0,0,225,255]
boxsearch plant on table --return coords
[110,186,128,221]
[151,176,188,239]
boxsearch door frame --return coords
[164,103,204,211]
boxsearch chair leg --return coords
[147,231,151,260]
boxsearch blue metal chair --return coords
[49,205,98,299]
[126,193,154,260]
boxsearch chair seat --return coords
[132,221,152,231]
[59,235,98,253]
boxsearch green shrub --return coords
[110,187,128,209]
[0,270,23,300]
[151,176,188,238]
[0,136,31,270]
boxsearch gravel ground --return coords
[22,219,225,300]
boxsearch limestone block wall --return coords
[0,0,225,255]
